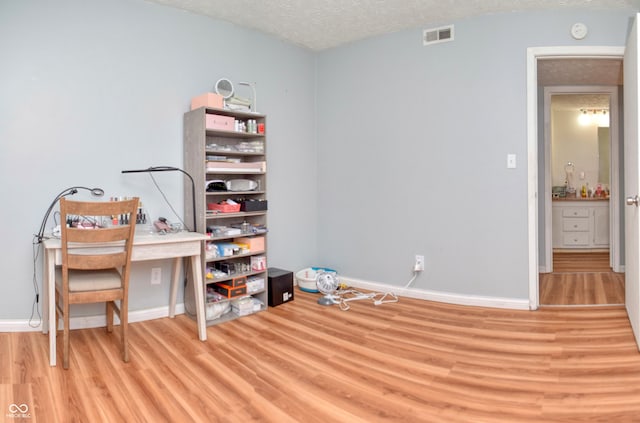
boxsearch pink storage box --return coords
[206,114,234,131]
[234,236,265,252]
[191,93,223,110]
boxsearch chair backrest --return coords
[59,198,139,274]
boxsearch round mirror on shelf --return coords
[215,78,234,99]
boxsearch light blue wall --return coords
[315,9,635,300]
[0,0,317,319]
[1,1,637,321]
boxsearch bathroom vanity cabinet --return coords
[552,199,609,249]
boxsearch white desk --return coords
[42,231,208,366]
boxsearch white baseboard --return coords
[341,277,530,310]
[2,279,532,332]
[0,304,185,333]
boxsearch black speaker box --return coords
[268,267,294,307]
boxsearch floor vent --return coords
[423,25,454,46]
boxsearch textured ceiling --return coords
[145,0,640,50]
[147,0,629,105]
[538,59,623,86]
[551,93,612,111]
[540,59,622,109]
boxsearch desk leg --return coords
[42,251,49,334]
[44,249,57,366]
[168,257,182,318]
[190,253,207,341]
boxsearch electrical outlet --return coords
[151,267,162,285]
[414,255,425,272]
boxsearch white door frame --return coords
[542,85,620,274]
[527,46,625,310]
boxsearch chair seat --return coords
[56,267,123,292]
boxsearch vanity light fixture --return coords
[578,109,590,126]
[578,108,609,127]
[597,109,609,127]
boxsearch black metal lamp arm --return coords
[121,166,197,232]
[35,186,104,243]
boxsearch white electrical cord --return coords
[332,289,399,310]
[370,270,418,306]
[324,268,421,311]
[372,292,399,306]
[336,290,377,311]
[404,270,419,288]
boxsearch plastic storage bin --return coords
[295,267,337,293]
[205,290,231,320]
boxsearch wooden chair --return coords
[55,197,139,369]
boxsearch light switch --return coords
[507,154,516,169]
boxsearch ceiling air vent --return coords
[423,25,454,46]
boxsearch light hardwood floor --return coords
[3,290,640,422]
[540,252,625,306]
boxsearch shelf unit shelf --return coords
[205,250,266,263]
[207,190,266,196]
[206,130,265,139]
[205,171,265,175]
[206,211,267,219]
[206,150,264,156]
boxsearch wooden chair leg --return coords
[63,300,70,370]
[106,301,114,333]
[121,299,129,362]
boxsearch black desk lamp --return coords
[121,166,196,232]
[35,186,105,243]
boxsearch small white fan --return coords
[316,272,339,306]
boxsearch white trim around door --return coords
[526,46,625,310]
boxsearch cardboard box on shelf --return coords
[191,93,223,110]
[234,236,265,252]
[213,282,247,298]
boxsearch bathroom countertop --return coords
[552,196,609,201]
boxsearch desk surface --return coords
[44,231,208,261]
[43,231,208,249]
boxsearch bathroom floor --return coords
[539,251,625,306]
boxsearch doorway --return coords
[540,86,623,306]
[526,46,625,309]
